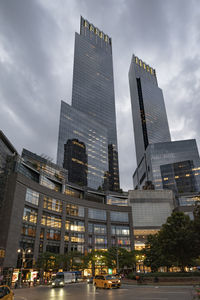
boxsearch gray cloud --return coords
[0,0,200,190]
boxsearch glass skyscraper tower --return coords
[129,55,171,165]
[57,17,120,191]
[129,55,200,194]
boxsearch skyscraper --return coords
[129,55,200,193]
[129,55,171,165]
[57,17,120,191]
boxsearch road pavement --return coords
[13,282,195,300]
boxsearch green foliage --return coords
[144,211,200,271]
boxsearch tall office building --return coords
[129,55,200,193]
[57,17,120,191]
[129,55,171,165]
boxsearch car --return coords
[93,275,121,289]
[87,277,93,284]
[0,285,14,299]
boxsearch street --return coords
[14,282,194,300]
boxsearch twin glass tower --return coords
[57,17,120,191]
[129,55,200,194]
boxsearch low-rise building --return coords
[128,189,175,250]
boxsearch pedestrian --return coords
[28,281,31,288]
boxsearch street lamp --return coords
[17,248,32,288]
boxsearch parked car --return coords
[0,285,14,299]
[93,275,121,289]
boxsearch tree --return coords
[144,234,171,272]
[159,212,197,271]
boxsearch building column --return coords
[107,211,111,248]
[128,212,134,251]
[84,208,88,254]
[60,201,66,254]
[33,194,44,263]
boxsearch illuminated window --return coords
[23,207,37,224]
[46,229,61,241]
[43,197,62,213]
[143,63,146,69]
[41,214,61,228]
[66,204,84,217]
[139,60,142,67]
[70,220,85,232]
[21,224,36,237]
[99,32,103,38]
[104,35,108,42]
[146,65,150,72]
[135,57,139,64]
[71,233,84,243]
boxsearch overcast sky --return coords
[0,0,200,191]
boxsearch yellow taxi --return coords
[93,275,121,289]
[0,285,14,300]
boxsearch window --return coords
[21,224,36,237]
[71,233,84,243]
[46,229,61,241]
[110,211,128,222]
[43,197,62,213]
[65,187,82,198]
[23,207,37,224]
[66,204,84,217]
[94,236,107,245]
[70,220,85,232]
[40,175,61,192]
[111,225,130,236]
[25,189,39,206]
[89,223,107,234]
[88,208,106,220]
[41,214,61,228]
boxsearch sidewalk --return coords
[122,278,200,286]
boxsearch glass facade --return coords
[57,16,120,191]
[57,101,108,190]
[146,140,200,193]
[110,211,129,222]
[129,55,171,165]
[88,208,106,220]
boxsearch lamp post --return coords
[17,248,32,288]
